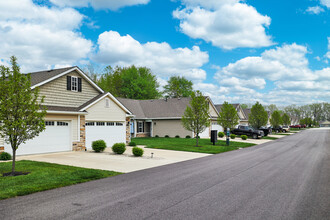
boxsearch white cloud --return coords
[320,0,330,8]
[306,6,325,14]
[173,0,273,49]
[220,77,266,89]
[0,0,92,72]
[93,31,209,80]
[50,0,150,10]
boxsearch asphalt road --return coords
[1,128,329,220]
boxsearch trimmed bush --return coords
[128,142,136,146]
[155,135,159,138]
[112,143,126,154]
[185,135,191,138]
[218,132,225,138]
[230,134,236,139]
[0,152,12,161]
[165,135,170,138]
[241,135,248,140]
[92,140,107,152]
[175,135,180,138]
[132,147,144,157]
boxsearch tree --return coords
[282,113,291,125]
[217,102,240,132]
[0,56,47,174]
[164,76,193,98]
[181,91,210,147]
[266,104,278,113]
[94,65,161,100]
[248,102,268,129]
[270,110,282,129]
[241,104,249,109]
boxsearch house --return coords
[215,104,248,126]
[0,67,132,156]
[320,120,330,127]
[242,108,272,126]
[117,97,221,138]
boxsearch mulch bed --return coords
[2,171,30,177]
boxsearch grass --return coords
[262,136,278,140]
[132,137,255,154]
[274,133,291,136]
[0,160,121,200]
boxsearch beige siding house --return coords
[215,104,248,126]
[0,67,132,156]
[117,97,220,138]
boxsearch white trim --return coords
[71,76,78,92]
[77,115,80,142]
[46,110,88,115]
[80,92,132,115]
[30,67,104,93]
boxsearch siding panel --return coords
[153,120,191,138]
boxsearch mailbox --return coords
[211,130,217,145]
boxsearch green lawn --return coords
[132,137,255,154]
[262,136,278,140]
[0,160,121,200]
[275,133,291,136]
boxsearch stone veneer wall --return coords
[0,146,4,154]
[72,115,86,151]
[136,133,150,138]
[126,117,131,143]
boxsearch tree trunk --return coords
[12,148,16,174]
[196,134,199,147]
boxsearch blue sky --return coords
[0,0,329,105]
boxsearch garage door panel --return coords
[86,122,126,150]
[4,121,71,156]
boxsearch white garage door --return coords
[211,122,223,133]
[5,121,71,156]
[85,122,126,150]
[199,127,210,138]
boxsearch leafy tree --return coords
[267,104,278,113]
[217,102,240,132]
[241,104,249,109]
[248,102,268,129]
[300,117,313,127]
[270,110,282,129]
[0,56,47,174]
[94,65,160,100]
[282,113,291,125]
[181,91,210,147]
[164,76,193,98]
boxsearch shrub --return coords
[218,132,225,138]
[241,135,248,140]
[155,135,159,138]
[175,135,180,138]
[132,147,144,157]
[128,142,136,146]
[0,152,12,161]
[112,143,126,154]
[165,135,169,138]
[185,135,191,138]
[92,140,107,152]
[230,134,236,139]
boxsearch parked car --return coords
[300,124,306,128]
[290,125,301,129]
[258,126,272,136]
[231,125,264,139]
[282,125,290,133]
[272,126,283,133]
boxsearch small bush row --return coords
[91,140,144,157]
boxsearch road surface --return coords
[1,128,329,220]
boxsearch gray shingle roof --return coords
[243,108,251,120]
[214,103,240,113]
[27,66,75,86]
[44,105,84,113]
[117,97,192,119]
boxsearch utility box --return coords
[211,130,217,145]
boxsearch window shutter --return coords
[67,76,71,90]
[78,78,82,92]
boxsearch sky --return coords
[0,0,329,105]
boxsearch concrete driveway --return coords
[17,146,210,173]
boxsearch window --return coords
[86,122,95,126]
[107,122,114,126]
[71,76,78,92]
[96,122,105,126]
[45,121,55,126]
[57,121,68,126]
[105,98,110,108]
[137,121,144,133]
[116,122,123,126]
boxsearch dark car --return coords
[272,126,283,133]
[258,126,272,136]
[231,125,264,139]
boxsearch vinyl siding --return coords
[38,70,100,107]
[0,135,4,146]
[209,103,219,118]
[85,97,126,122]
[153,119,192,138]
[45,114,78,141]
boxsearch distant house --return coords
[215,104,248,126]
[320,120,330,127]
[117,97,221,138]
[242,108,271,126]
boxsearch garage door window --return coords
[45,121,55,126]
[107,122,115,126]
[116,122,123,126]
[96,122,105,126]
[57,122,69,126]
